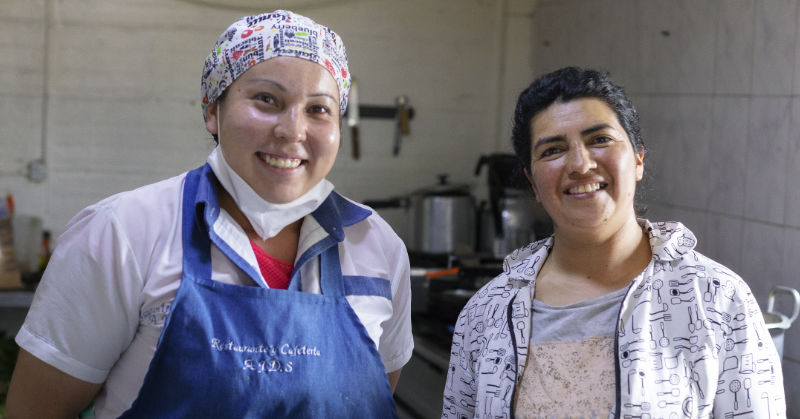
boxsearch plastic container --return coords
[11,215,42,273]
[0,199,21,289]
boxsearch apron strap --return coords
[182,168,213,281]
[319,244,344,297]
[287,241,344,298]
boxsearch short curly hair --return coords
[511,66,644,174]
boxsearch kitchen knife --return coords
[347,78,360,159]
[393,95,409,156]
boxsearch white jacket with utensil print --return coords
[442,220,786,418]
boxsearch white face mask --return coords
[207,108,334,240]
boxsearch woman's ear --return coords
[205,101,219,135]
[634,146,645,182]
[524,167,540,202]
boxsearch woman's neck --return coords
[217,185,301,263]
[535,216,651,305]
[552,217,649,278]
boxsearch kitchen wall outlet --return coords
[26,159,46,182]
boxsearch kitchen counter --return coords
[0,291,33,308]
[395,330,451,419]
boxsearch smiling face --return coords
[204,56,340,204]
[526,98,644,236]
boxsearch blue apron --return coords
[119,166,397,418]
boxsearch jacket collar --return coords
[310,192,372,242]
[193,164,222,230]
[193,164,372,243]
[502,219,696,288]
[642,219,696,262]
[503,237,552,289]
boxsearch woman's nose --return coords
[565,144,595,174]
[273,107,307,142]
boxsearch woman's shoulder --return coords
[642,219,699,262]
[60,172,189,250]
[644,219,753,309]
[339,194,405,247]
[460,238,551,316]
[92,172,187,216]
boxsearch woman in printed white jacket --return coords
[442,67,785,418]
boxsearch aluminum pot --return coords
[763,286,800,361]
[478,195,536,258]
[407,175,475,254]
[364,174,476,254]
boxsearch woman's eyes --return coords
[539,147,562,158]
[252,94,332,116]
[254,93,276,104]
[308,104,332,115]
[537,136,614,158]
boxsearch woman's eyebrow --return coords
[309,92,337,102]
[580,123,615,136]
[534,123,617,148]
[244,78,285,91]
[533,135,564,148]
[243,79,335,101]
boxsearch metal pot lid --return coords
[414,174,472,197]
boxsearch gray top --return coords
[531,284,629,342]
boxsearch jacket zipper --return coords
[614,281,638,419]
[613,305,622,419]
[507,293,518,419]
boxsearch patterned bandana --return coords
[200,10,350,119]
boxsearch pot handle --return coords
[474,155,488,176]
[767,286,800,325]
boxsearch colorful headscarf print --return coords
[201,10,350,119]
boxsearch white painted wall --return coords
[0,0,536,244]
[530,0,800,415]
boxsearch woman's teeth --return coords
[568,183,602,194]
[264,154,301,169]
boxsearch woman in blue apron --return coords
[8,10,412,418]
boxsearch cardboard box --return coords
[0,217,22,290]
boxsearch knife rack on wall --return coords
[344,104,415,159]
[345,105,416,120]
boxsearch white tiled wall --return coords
[532,0,800,416]
[4,0,800,414]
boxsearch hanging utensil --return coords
[347,78,360,159]
[393,95,409,156]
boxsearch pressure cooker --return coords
[364,174,476,255]
[474,153,552,258]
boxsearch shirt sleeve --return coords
[15,202,144,384]
[713,272,787,417]
[377,232,414,373]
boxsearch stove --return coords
[394,258,502,417]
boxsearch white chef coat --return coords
[16,169,413,418]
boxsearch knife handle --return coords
[351,127,360,160]
[398,106,410,134]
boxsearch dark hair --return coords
[511,66,644,174]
